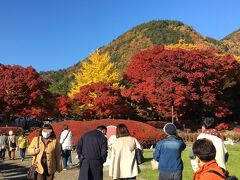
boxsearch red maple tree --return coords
[56,95,73,118]
[0,64,56,120]
[123,46,240,123]
[72,82,132,119]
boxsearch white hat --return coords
[9,130,13,135]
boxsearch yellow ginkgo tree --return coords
[68,50,120,98]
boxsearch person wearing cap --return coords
[190,117,228,172]
[28,124,62,179]
[153,123,186,180]
[8,130,17,160]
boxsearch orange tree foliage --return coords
[123,46,240,123]
[27,119,165,147]
[0,64,56,120]
[71,82,133,119]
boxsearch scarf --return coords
[203,128,221,138]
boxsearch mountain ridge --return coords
[40,20,240,95]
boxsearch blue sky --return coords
[0,0,239,72]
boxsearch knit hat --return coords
[163,123,177,135]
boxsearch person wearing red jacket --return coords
[193,138,225,180]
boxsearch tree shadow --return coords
[0,161,28,180]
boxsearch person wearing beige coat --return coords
[109,124,142,180]
[28,124,62,180]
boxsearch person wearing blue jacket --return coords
[154,123,186,180]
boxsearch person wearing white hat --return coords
[8,130,16,160]
[153,123,186,180]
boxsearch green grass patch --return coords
[139,144,240,180]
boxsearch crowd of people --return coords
[153,118,234,180]
[0,130,27,161]
[0,117,238,180]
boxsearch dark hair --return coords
[97,125,107,132]
[40,123,56,139]
[193,138,216,162]
[63,124,68,130]
[116,124,130,138]
[202,117,215,129]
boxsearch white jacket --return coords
[109,136,142,179]
[197,133,227,170]
[60,130,73,150]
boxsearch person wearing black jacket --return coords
[76,125,108,180]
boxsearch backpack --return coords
[207,169,238,180]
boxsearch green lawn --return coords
[139,144,240,180]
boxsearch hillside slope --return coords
[40,20,239,95]
[221,29,240,55]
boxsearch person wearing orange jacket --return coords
[193,138,225,180]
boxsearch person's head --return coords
[40,123,56,139]
[97,125,107,135]
[193,138,216,167]
[20,131,25,136]
[163,123,177,135]
[9,130,14,136]
[116,124,130,138]
[202,117,215,131]
[63,124,68,131]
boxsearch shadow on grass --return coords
[0,161,27,180]
[144,157,153,162]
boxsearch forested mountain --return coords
[221,29,240,55]
[40,20,240,95]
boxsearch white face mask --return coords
[42,131,51,139]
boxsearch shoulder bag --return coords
[60,130,70,152]
[27,136,39,180]
[135,148,144,165]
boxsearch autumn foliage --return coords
[2,43,240,127]
[57,96,73,117]
[68,50,120,98]
[123,46,240,123]
[0,126,23,135]
[215,122,233,131]
[28,119,164,147]
[71,82,132,119]
[55,46,240,124]
[0,64,56,120]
